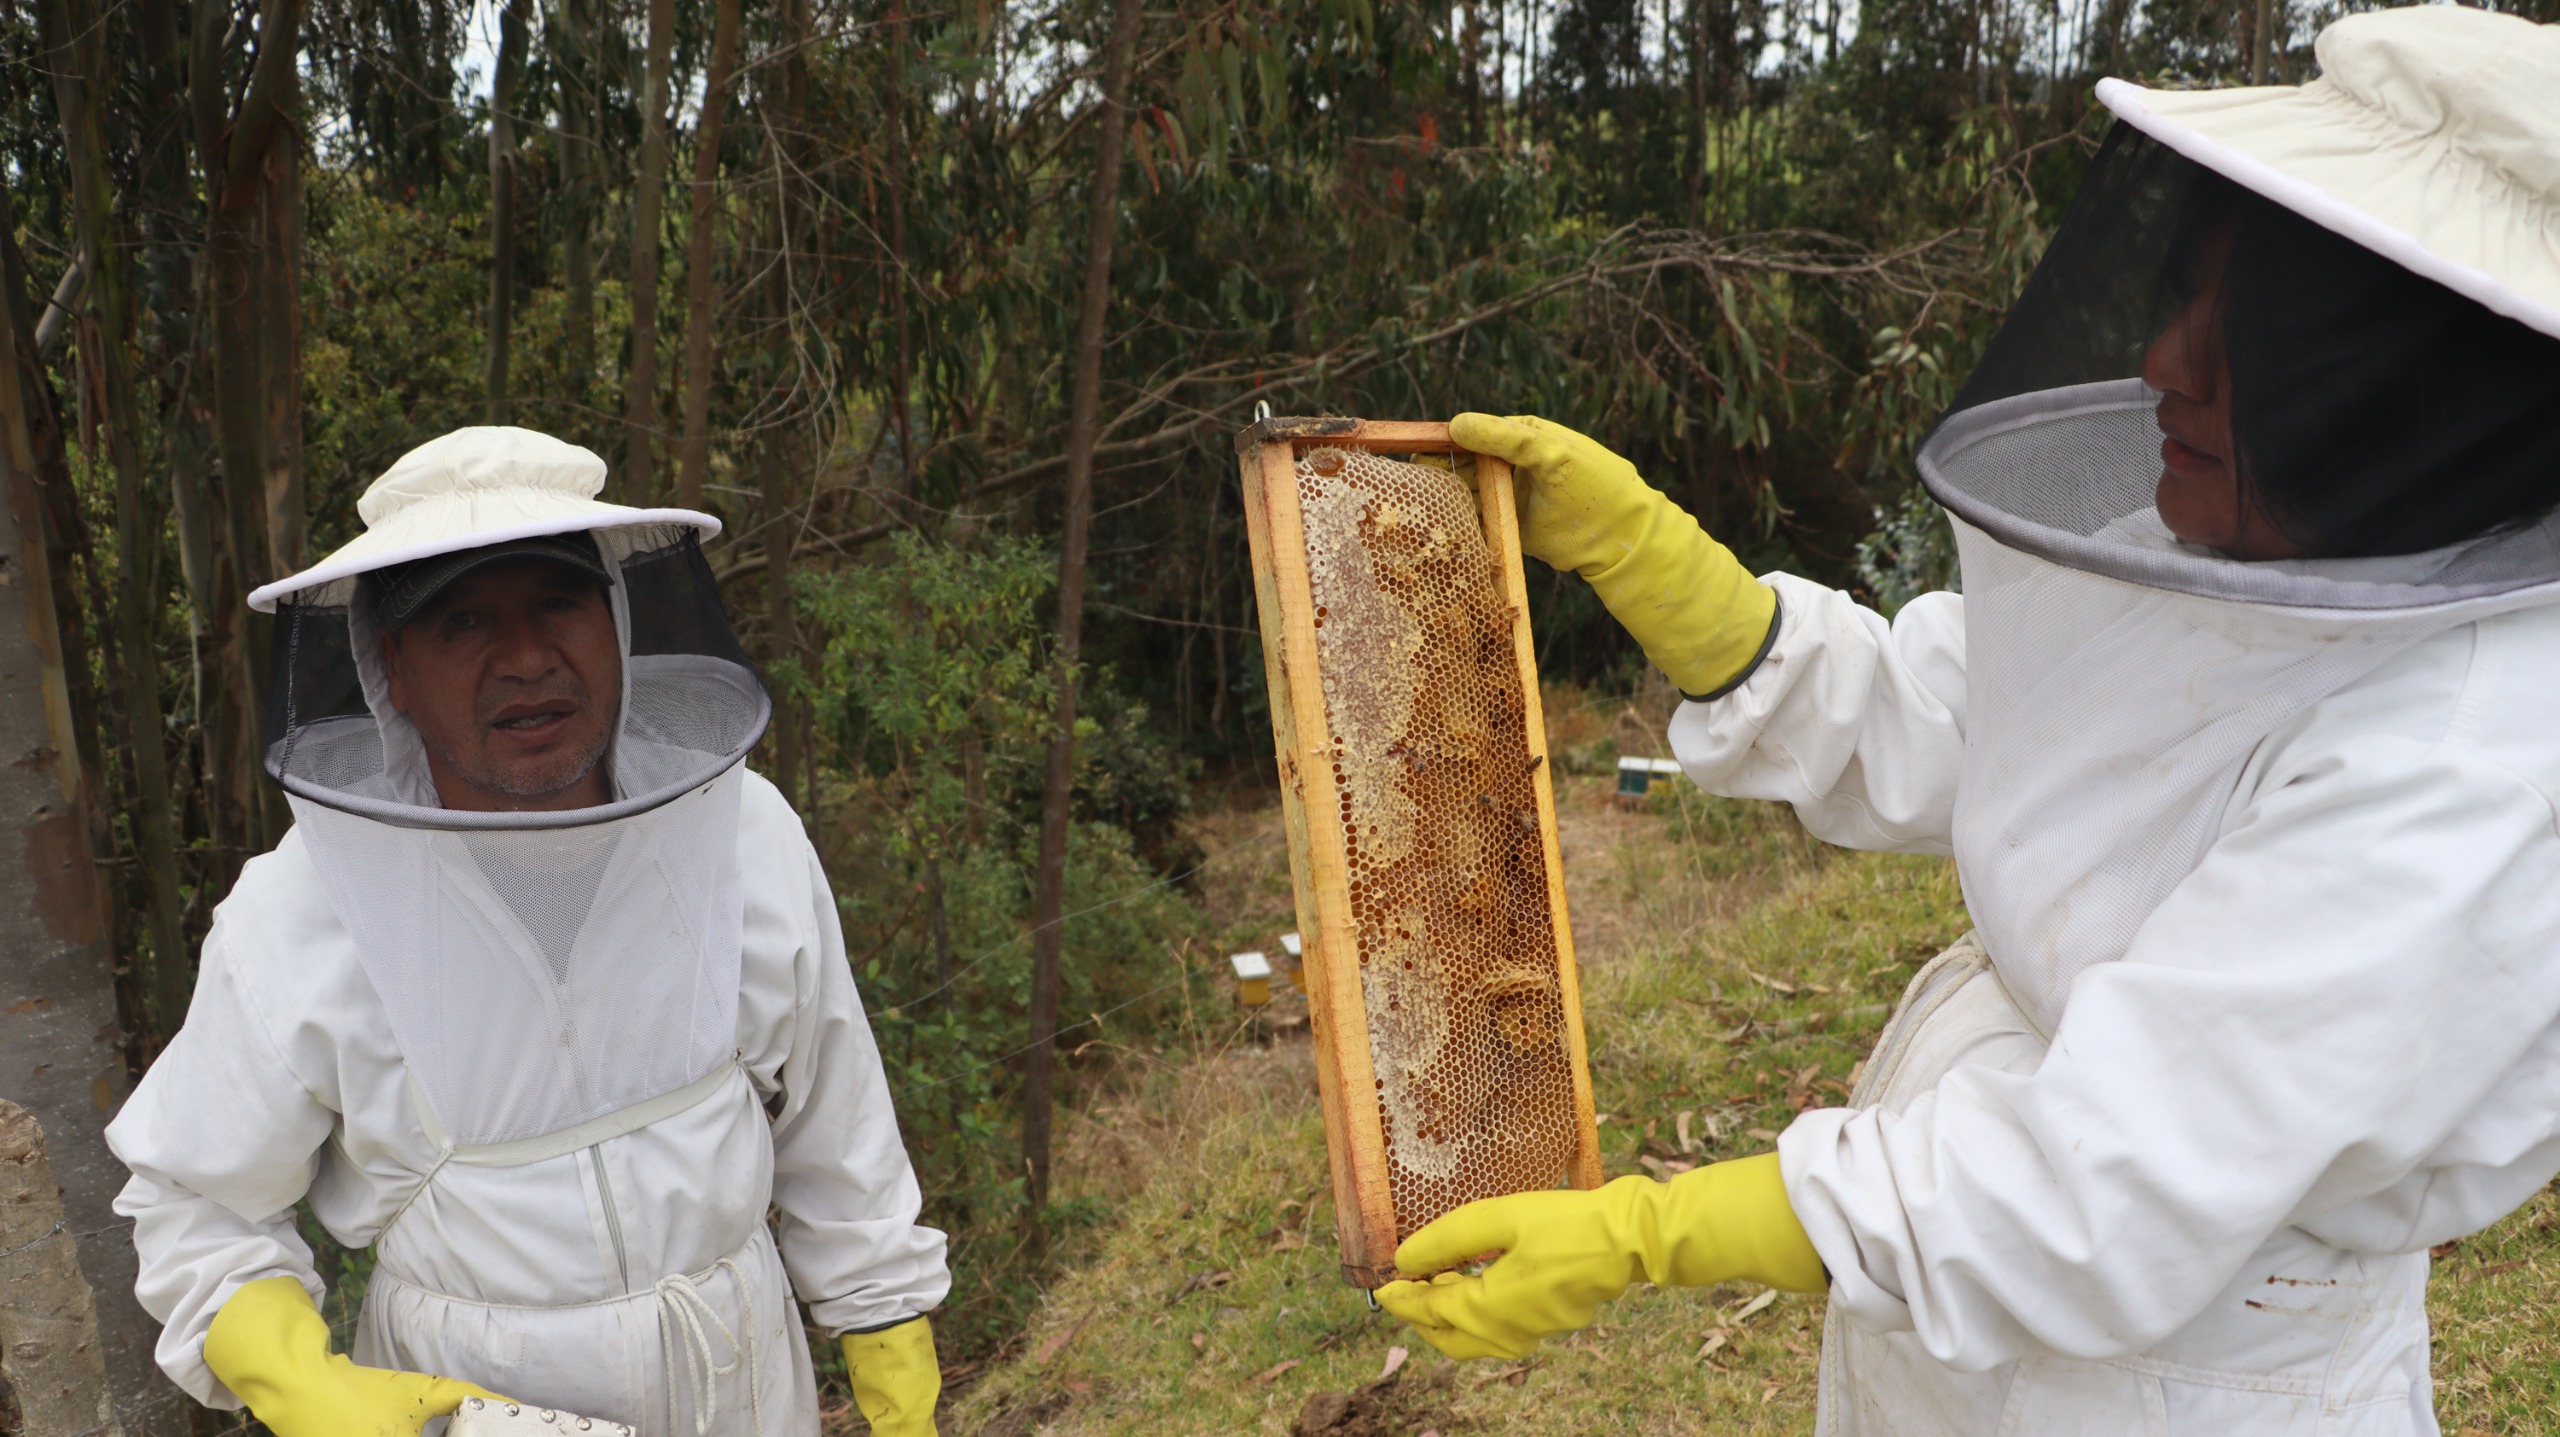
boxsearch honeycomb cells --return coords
[1296,446,1578,1241]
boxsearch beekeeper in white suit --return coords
[1378,7,2560,1433]
[105,428,949,1437]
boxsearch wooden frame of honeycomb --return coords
[1236,417,1603,1289]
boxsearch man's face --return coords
[2141,227,2302,561]
[380,557,622,812]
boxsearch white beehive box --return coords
[1614,755,1685,800]
[1231,950,1274,1006]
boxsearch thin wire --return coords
[3,1216,134,1261]
[0,1219,66,1260]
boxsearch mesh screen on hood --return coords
[264,528,770,829]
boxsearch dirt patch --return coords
[1289,1366,1463,1436]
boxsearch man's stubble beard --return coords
[434,692,620,801]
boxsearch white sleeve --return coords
[765,835,954,1336]
[1779,731,2560,1368]
[1667,572,1967,854]
[103,926,333,1407]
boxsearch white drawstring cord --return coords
[654,1257,763,1436]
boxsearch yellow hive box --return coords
[1236,417,1603,1289]
[1231,950,1274,1007]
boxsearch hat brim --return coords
[2097,77,2560,344]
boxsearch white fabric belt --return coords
[377,1061,747,1248]
[413,1062,743,1168]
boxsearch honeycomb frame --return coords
[1236,416,1603,1289]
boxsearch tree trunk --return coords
[0,1106,123,1437]
[1683,0,1706,213]
[485,0,530,423]
[192,0,307,874]
[556,0,598,425]
[0,169,166,1437]
[0,217,107,847]
[203,208,262,864]
[40,0,190,1039]
[621,0,678,502]
[30,261,83,355]
[884,0,915,498]
[130,0,218,707]
[759,430,805,802]
[258,77,305,584]
[754,264,806,808]
[193,0,261,870]
[761,0,813,809]
[1018,0,1145,1236]
[671,0,743,513]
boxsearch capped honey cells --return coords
[1294,445,1581,1241]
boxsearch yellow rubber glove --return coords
[203,1277,504,1437]
[1451,412,1779,698]
[841,1316,941,1437]
[1373,1152,1825,1361]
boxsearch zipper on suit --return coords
[589,1145,633,1293]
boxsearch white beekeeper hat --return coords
[2096,4,2560,343]
[255,425,768,830]
[248,425,720,612]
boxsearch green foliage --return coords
[792,532,1210,1353]
[300,176,492,554]
[1855,483,1962,617]
[797,529,1057,828]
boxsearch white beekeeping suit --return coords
[106,428,950,1437]
[1671,8,2560,1434]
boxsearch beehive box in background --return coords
[1236,417,1602,1289]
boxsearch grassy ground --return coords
[946,734,1962,1436]
[942,700,2560,1435]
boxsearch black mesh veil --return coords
[263,526,770,829]
[1923,123,2560,604]
[1948,125,2206,413]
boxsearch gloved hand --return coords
[1450,412,1779,698]
[1372,1152,1826,1361]
[841,1315,941,1437]
[203,1276,505,1437]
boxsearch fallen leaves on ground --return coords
[1032,1315,1088,1365]
[1166,1268,1235,1303]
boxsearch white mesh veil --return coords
[267,525,769,828]
[263,522,771,1146]
[1914,122,2560,1030]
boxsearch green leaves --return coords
[797,529,1055,771]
